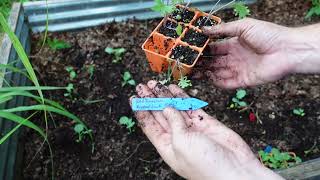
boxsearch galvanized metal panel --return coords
[23,0,257,32]
[0,3,30,180]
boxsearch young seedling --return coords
[119,116,135,133]
[175,24,183,36]
[88,64,95,80]
[229,89,247,108]
[47,38,71,50]
[122,71,136,87]
[293,108,306,117]
[178,76,192,88]
[259,147,302,169]
[306,0,320,19]
[233,2,250,19]
[65,66,77,80]
[64,83,74,98]
[105,47,126,63]
[74,124,93,143]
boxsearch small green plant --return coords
[105,47,126,63]
[88,64,95,79]
[65,66,76,80]
[293,108,306,117]
[233,2,250,19]
[306,0,320,19]
[259,148,302,169]
[74,124,93,143]
[175,24,183,36]
[229,89,247,108]
[151,0,184,16]
[47,37,71,50]
[122,71,136,87]
[119,116,135,133]
[178,76,192,88]
[64,83,74,97]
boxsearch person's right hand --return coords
[201,18,297,89]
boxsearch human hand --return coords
[130,80,283,180]
[200,18,297,89]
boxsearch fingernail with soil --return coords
[135,84,144,96]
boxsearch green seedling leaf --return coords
[105,47,126,63]
[233,2,250,19]
[178,76,192,89]
[293,108,305,116]
[305,0,320,19]
[152,0,176,16]
[123,71,132,81]
[47,38,71,50]
[238,101,247,107]
[128,79,136,86]
[119,116,135,132]
[176,24,183,36]
[236,89,247,99]
[105,47,114,54]
[88,64,95,79]
[74,124,85,133]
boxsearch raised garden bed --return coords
[1,0,320,179]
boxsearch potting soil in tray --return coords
[182,28,208,47]
[170,45,199,65]
[22,0,320,179]
[158,21,180,38]
[171,7,195,23]
[194,16,218,28]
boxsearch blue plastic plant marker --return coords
[132,98,208,111]
[264,145,273,153]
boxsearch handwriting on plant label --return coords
[132,98,208,111]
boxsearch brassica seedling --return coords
[64,83,74,97]
[293,108,306,117]
[74,124,93,143]
[119,116,135,133]
[122,71,136,87]
[175,24,183,36]
[66,66,76,80]
[229,89,247,108]
[306,0,320,19]
[105,47,126,63]
[152,0,184,16]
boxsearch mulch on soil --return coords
[22,0,320,179]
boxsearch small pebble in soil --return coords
[170,45,199,65]
[158,21,180,38]
[171,7,195,23]
[194,16,218,28]
[182,28,208,47]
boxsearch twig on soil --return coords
[114,141,148,167]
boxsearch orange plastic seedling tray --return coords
[142,5,221,80]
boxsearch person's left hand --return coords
[129,81,283,180]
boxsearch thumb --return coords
[163,107,187,135]
[202,18,254,37]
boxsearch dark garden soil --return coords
[194,16,218,28]
[170,45,199,65]
[158,21,180,38]
[22,0,320,179]
[182,28,208,47]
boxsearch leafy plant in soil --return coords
[233,2,250,19]
[259,147,302,169]
[306,0,320,19]
[293,108,306,117]
[74,124,93,143]
[182,28,208,47]
[152,0,184,16]
[65,66,77,80]
[119,116,135,133]
[158,21,181,38]
[104,47,126,63]
[87,64,95,80]
[178,76,192,88]
[64,83,74,98]
[47,37,71,50]
[170,6,195,23]
[0,12,94,179]
[122,71,136,87]
[229,89,247,108]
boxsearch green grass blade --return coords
[0,86,66,92]
[0,111,46,140]
[0,111,38,144]
[0,12,44,102]
[0,63,30,80]
[4,104,91,134]
[0,95,13,104]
